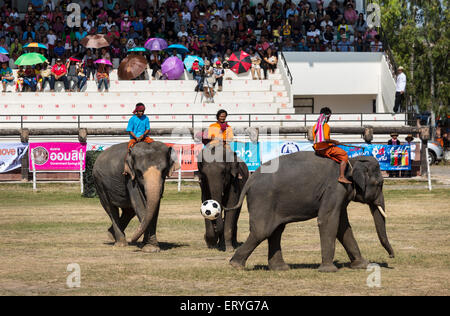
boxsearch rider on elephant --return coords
[123,103,154,175]
[313,107,352,184]
[207,110,234,148]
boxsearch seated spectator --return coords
[76,62,87,92]
[190,59,204,91]
[311,36,325,52]
[50,58,69,92]
[249,49,262,80]
[1,62,14,92]
[354,13,368,34]
[149,50,162,80]
[39,62,52,91]
[54,41,66,59]
[337,34,352,52]
[9,38,23,62]
[320,15,334,32]
[370,35,383,52]
[16,66,25,92]
[297,37,310,51]
[344,3,358,25]
[306,24,321,44]
[264,48,278,75]
[23,65,38,92]
[323,25,335,44]
[66,58,78,92]
[354,37,365,52]
[96,64,109,92]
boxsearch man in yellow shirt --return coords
[208,110,234,146]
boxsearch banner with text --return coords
[0,143,29,173]
[29,142,87,171]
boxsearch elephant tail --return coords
[223,175,253,212]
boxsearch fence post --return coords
[363,126,374,144]
[78,128,88,143]
[20,128,30,181]
[419,126,431,177]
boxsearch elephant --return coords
[93,141,179,252]
[226,152,395,271]
[197,144,249,251]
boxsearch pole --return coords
[177,147,182,192]
[425,143,432,191]
[79,148,84,194]
[31,148,36,191]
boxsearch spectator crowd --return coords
[0,0,383,92]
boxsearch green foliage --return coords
[82,151,102,198]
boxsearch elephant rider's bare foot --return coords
[350,259,369,269]
[122,170,128,176]
[318,263,339,273]
[142,243,161,253]
[229,259,245,270]
[338,176,352,184]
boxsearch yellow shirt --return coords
[208,122,234,143]
[312,122,332,150]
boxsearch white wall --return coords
[283,52,396,113]
[308,94,375,113]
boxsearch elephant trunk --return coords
[130,167,162,243]
[370,200,395,258]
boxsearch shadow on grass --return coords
[102,241,189,251]
[253,261,394,271]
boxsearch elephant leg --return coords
[142,200,161,253]
[268,224,289,271]
[107,208,135,240]
[317,204,341,273]
[223,208,238,251]
[97,189,127,247]
[205,219,219,249]
[230,230,265,270]
[337,207,369,269]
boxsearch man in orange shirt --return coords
[208,110,234,146]
[313,107,352,184]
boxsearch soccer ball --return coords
[200,200,222,220]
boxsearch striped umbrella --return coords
[228,51,252,74]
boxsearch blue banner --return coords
[260,141,313,163]
[230,142,261,172]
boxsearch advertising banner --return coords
[0,143,29,173]
[230,141,261,172]
[29,142,86,171]
[260,141,314,163]
[166,143,203,172]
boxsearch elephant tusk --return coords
[377,205,387,218]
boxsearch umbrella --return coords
[183,55,204,72]
[127,47,147,52]
[161,56,184,80]
[0,47,8,54]
[23,42,47,50]
[14,53,47,66]
[94,59,113,66]
[144,38,168,51]
[69,57,82,62]
[165,44,189,55]
[228,51,252,74]
[118,55,148,80]
[81,34,112,49]
[0,54,9,63]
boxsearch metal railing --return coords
[279,52,293,85]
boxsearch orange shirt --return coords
[208,122,234,143]
[312,122,332,150]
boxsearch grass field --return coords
[0,181,449,296]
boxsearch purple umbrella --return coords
[161,56,184,80]
[144,38,168,51]
[0,54,9,63]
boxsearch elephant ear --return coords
[125,150,136,181]
[352,162,367,192]
[168,147,181,177]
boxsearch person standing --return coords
[388,132,401,178]
[393,66,406,113]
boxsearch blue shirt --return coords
[126,115,150,139]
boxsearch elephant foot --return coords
[229,259,245,270]
[269,262,290,271]
[318,263,338,273]
[142,243,161,253]
[106,230,115,242]
[114,240,128,247]
[350,259,370,269]
[224,243,237,253]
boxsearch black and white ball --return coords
[200,200,221,220]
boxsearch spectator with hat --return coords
[213,59,224,92]
[393,66,407,113]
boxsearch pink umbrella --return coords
[94,59,113,66]
[144,38,168,51]
[0,54,9,63]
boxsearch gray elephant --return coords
[227,152,395,271]
[93,141,179,252]
[197,144,249,251]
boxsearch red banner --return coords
[166,143,203,172]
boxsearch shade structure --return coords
[0,54,9,62]
[23,42,47,49]
[183,55,204,72]
[118,55,148,80]
[94,59,113,66]
[165,44,189,54]
[0,47,9,54]
[228,51,252,74]
[161,56,184,80]
[127,47,147,52]
[144,38,168,51]
[81,34,112,49]
[14,53,47,66]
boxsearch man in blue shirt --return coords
[123,103,154,175]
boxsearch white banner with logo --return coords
[0,143,29,173]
